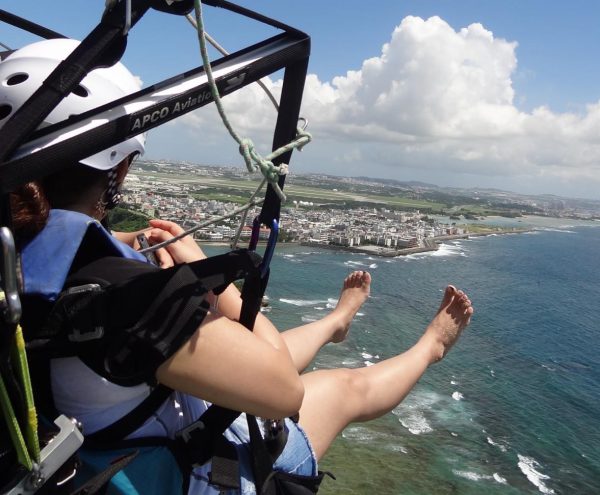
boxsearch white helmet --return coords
[0,38,145,170]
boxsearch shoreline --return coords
[299,228,531,258]
[197,228,532,257]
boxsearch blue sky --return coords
[2,1,600,199]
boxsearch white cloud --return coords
[148,15,600,198]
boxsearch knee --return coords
[335,368,370,404]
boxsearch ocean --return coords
[208,216,600,494]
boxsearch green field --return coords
[130,171,446,211]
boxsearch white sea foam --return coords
[326,297,338,309]
[283,254,295,258]
[369,263,378,269]
[539,228,576,234]
[450,380,458,385]
[361,352,373,359]
[517,454,555,494]
[431,243,466,257]
[364,360,374,367]
[301,316,317,323]
[390,445,409,454]
[398,413,433,435]
[452,470,493,482]
[487,436,508,452]
[279,298,327,306]
[393,390,441,434]
[314,306,325,310]
[344,260,367,267]
[341,425,375,442]
[493,473,507,484]
[490,369,496,377]
[452,391,464,401]
[356,312,365,316]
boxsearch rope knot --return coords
[239,138,257,173]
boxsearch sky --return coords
[2,1,600,200]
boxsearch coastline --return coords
[300,228,531,258]
[197,228,532,257]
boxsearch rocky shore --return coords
[300,228,531,258]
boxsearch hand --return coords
[146,219,207,265]
[113,229,175,268]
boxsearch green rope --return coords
[193,0,312,202]
[11,324,40,463]
[0,372,32,471]
[0,290,40,470]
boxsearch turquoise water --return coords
[207,217,600,494]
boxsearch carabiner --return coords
[260,219,278,277]
[247,217,279,277]
[0,227,22,324]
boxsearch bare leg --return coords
[297,286,473,460]
[281,271,371,372]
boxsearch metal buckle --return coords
[176,419,205,443]
[63,284,105,342]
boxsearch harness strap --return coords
[84,385,173,447]
[68,450,139,495]
[247,414,277,493]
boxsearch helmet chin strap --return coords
[93,166,121,223]
[104,166,122,210]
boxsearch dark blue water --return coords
[207,219,600,494]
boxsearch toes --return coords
[439,285,456,311]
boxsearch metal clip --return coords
[247,217,279,277]
[62,284,105,342]
[176,419,205,444]
[0,227,22,324]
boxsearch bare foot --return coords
[330,271,371,343]
[421,285,473,363]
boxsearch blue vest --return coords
[21,210,185,495]
[21,209,148,301]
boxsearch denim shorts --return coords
[186,407,318,495]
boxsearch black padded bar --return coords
[259,55,309,226]
[0,9,66,40]
[0,32,310,193]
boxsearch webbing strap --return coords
[247,414,276,493]
[32,249,262,346]
[68,450,139,495]
[84,385,173,447]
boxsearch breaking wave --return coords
[517,454,555,494]
[280,298,327,306]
